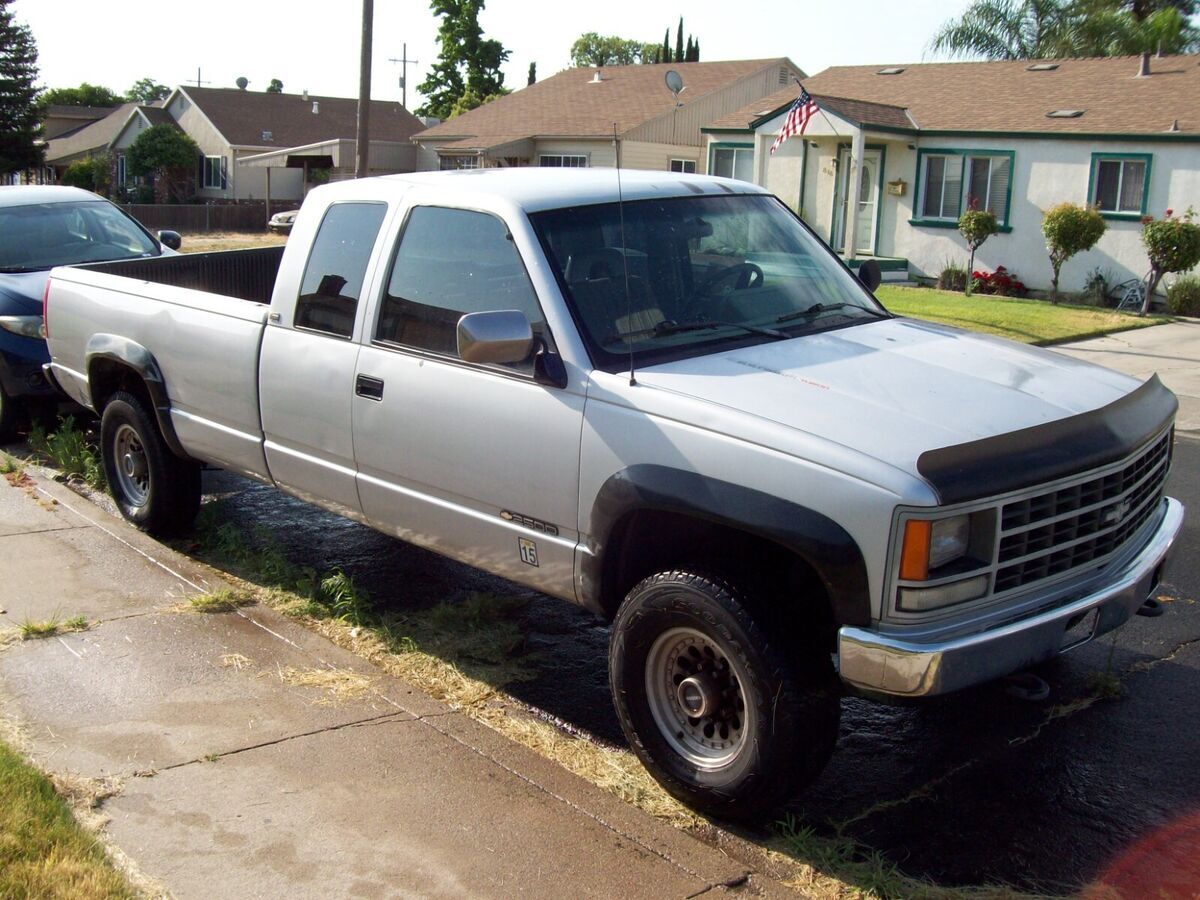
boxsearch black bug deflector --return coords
[917,375,1178,505]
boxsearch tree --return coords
[127,124,200,203]
[1041,202,1107,301]
[267,78,284,93]
[958,205,1000,295]
[126,78,170,103]
[448,87,505,117]
[1140,209,1200,314]
[928,0,1197,59]
[416,0,510,120]
[37,82,122,110]
[662,29,670,64]
[570,32,652,66]
[675,18,684,62]
[61,153,110,194]
[0,0,43,177]
[527,62,536,85]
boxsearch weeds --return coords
[19,615,89,639]
[29,417,104,489]
[187,588,255,614]
[0,454,22,475]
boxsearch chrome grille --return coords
[994,431,1171,594]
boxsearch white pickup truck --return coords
[44,170,1183,819]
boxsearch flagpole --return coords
[796,78,842,137]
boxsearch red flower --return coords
[1166,208,1174,217]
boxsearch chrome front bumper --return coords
[838,497,1185,698]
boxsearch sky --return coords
[13,0,971,110]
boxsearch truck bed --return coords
[83,246,284,305]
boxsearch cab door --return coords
[259,201,390,518]
[351,205,585,599]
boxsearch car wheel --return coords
[0,382,17,444]
[610,570,840,820]
[100,391,200,535]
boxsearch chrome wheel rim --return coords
[645,627,754,769]
[113,424,150,507]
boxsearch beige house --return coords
[703,55,1200,292]
[412,58,805,174]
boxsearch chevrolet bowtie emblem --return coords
[1102,499,1132,526]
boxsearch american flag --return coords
[770,88,818,154]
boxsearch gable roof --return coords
[704,85,916,133]
[800,55,1199,136]
[45,103,141,163]
[415,58,797,150]
[176,86,424,149]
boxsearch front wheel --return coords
[100,391,200,535]
[610,570,840,820]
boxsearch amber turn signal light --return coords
[899,519,931,581]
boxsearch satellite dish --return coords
[665,70,684,95]
[236,76,249,90]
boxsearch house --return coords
[703,55,1200,292]
[42,88,424,205]
[161,86,425,203]
[412,58,806,174]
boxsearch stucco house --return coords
[412,58,806,174]
[703,54,1200,292]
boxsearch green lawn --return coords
[875,285,1169,345]
[0,740,134,899]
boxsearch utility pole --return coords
[387,43,419,109]
[355,0,373,179]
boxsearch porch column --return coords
[844,126,865,261]
[265,167,271,222]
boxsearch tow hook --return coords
[1136,597,1165,618]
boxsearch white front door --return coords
[833,148,881,255]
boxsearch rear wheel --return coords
[610,570,840,820]
[100,391,200,535]
[0,382,16,444]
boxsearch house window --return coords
[439,154,481,170]
[710,145,753,183]
[201,155,225,189]
[916,149,1014,228]
[539,154,588,168]
[1090,154,1150,217]
[669,159,696,174]
[116,155,126,187]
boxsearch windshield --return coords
[0,200,160,272]
[530,194,888,370]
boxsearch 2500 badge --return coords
[499,510,559,536]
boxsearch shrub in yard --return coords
[937,263,967,292]
[61,154,110,195]
[1083,267,1117,306]
[1042,203,1107,302]
[971,266,1028,298]
[958,204,999,296]
[1140,208,1200,316]
[1167,275,1200,317]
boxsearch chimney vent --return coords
[1139,53,1151,77]
[312,101,319,114]
[590,70,604,83]
[1168,119,1180,132]
[302,89,309,101]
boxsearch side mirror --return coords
[457,310,534,365]
[158,230,182,251]
[857,259,882,292]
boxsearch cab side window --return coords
[376,207,545,369]
[295,202,387,337]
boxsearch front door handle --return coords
[355,374,384,401]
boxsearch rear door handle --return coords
[355,374,384,401]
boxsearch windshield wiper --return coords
[775,302,888,324]
[0,265,46,274]
[652,318,790,340]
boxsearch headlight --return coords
[0,315,44,339]
[895,510,995,612]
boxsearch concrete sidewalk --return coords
[0,473,788,899]
[1053,318,1200,432]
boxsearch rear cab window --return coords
[294,202,388,338]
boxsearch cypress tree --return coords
[0,0,43,177]
[675,18,684,62]
[662,29,671,63]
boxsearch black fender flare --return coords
[584,465,871,626]
[84,334,190,461]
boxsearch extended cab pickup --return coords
[45,170,1184,819]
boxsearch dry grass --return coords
[219,653,255,671]
[183,588,256,614]
[275,665,375,705]
[179,231,287,254]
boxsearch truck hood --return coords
[633,317,1143,479]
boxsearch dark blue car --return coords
[0,185,179,441]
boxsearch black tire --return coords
[610,570,840,821]
[0,382,17,444]
[100,391,200,536]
